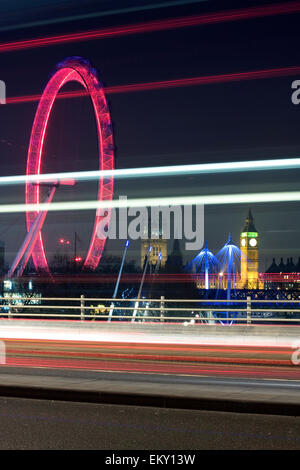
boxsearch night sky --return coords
[0,0,300,270]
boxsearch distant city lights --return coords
[59,238,70,245]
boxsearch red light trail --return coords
[9,271,300,284]
[6,65,300,106]
[3,338,300,380]
[0,2,299,54]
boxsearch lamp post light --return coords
[58,237,72,270]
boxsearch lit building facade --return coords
[141,239,167,269]
[140,215,167,269]
[239,209,263,289]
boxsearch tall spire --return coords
[266,258,278,273]
[243,208,257,232]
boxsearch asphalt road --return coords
[0,395,300,450]
[0,361,300,450]
[1,364,300,414]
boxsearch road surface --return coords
[0,395,300,450]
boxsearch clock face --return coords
[249,238,257,247]
[241,239,246,247]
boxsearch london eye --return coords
[22,56,114,275]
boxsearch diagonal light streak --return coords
[0,2,299,53]
[1,191,300,214]
[6,65,300,106]
[0,157,300,186]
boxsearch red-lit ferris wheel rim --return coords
[25,57,114,272]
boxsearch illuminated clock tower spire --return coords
[240,209,262,289]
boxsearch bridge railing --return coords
[1,295,300,324]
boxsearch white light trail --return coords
[1,157,300,186]
[0,320,298,347]
[0,191,300,214]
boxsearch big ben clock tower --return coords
[240,209,263,289]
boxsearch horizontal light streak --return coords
[1,2,299,54]
[1,321,299,349]
[8,343,292,356]
[6,66,300,105]
[1,157,300,186]
[5,347,291,366]
[5,273,300,284]
[1,191,300,214]
[6,356,300,378]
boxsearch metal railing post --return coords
[246,296,251,325]
[8,295,12,319]
[160,296,165,322]
[80,295,85,322]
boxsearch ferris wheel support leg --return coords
[8,187,56,278]
[17,187,56,277]
[7,209,43,278]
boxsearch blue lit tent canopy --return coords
[186,241,218,289]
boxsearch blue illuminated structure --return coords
[215,234,242,324]
[186,241,218,289]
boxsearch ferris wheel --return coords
[9,57,114,278]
